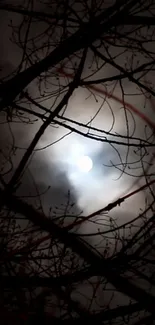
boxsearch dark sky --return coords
[0,2,154,252]
[0,0,154,221]
[0,1,155,322]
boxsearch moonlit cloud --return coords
[0,2,154,229]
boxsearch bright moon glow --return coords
[77,155,93,173]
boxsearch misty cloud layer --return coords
[0,1,155,238]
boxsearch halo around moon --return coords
[77,155,93,173]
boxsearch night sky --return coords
[0,0,155,254]
[0,0,155,323]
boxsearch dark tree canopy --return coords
[0,0,155,324]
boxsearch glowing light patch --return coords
[77,155,93,173]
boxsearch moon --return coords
[77,155,93,173]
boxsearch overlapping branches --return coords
[0,0,155,324]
